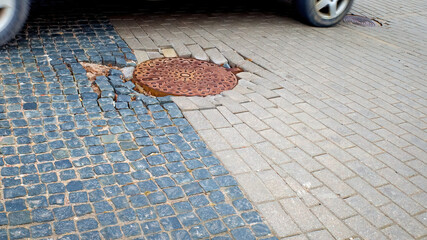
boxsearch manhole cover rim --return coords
[343,14,381,27]
[133,57,238,97]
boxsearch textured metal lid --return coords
[133,58,238,97]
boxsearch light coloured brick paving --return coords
[112,0,427,238]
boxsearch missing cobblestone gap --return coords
[343,15,381,27]
[132,58,238,97]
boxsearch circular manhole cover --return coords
[343,15,380,27]
[133,58,238,97]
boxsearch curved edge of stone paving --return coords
[0,13,277,240]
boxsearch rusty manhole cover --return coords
[343,15,380,27]
[133,58,238,97]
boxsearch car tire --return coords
[0,0,30,46]
[296,0,354,27]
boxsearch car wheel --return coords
[0,0,30,45]
[296,0,354,27]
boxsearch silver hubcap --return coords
[0,0,15,32]
[315,0,349,20]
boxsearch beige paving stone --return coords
[134,50,150,63]
[344,215,388,240]
[346,147,386,170]
[215,96,248,113]
[378,185,424,215]
[280,197,323,232]
[280,162,322,190]
[268,107,300,125]
[290,123,325,143]
[346,177,390,207]
[345,195,392,228]
[284,147,323,172]
[376,153,417,178]
[315,154,356,180]
[345,160,388,187]
[221,89,250,103]
[406,159,427,178]
[381,203,427,238]
[235,172,275,203]
[205,48,228,65]
[171,96,199,111]
[282,235,308,240]
[187,44,209,61]
[263,117,297,137]
[313,169,355,198]
[255,142,292,165]
[217,127,250,149]
[124,37,144,50]
[200,109,231,129]
[382,225,413,240]
[146,51,163,59]
[161,48,177,57]
[186,96,216,110]
[257,170,295,199]
[197,129,231,152]
[377,168,421,196]
[306,230,334,240]
[259,129,294,150]
[316,140,356,163]
[217,106,242,125]
[233,123,265,144]
[318,128,355,149]
[257,201,301,238]
[215,149,251,174]
[236,112,270,132]
[311,205,355,240]
[183,111,213,131]
[235,147,271,172]
[288,135,324,157]
[311,186,356,219]
[241,102,274,120]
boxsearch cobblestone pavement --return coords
[111,0,427,239]
[0,2,277,240]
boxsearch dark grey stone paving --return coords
[0,3,276,240]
